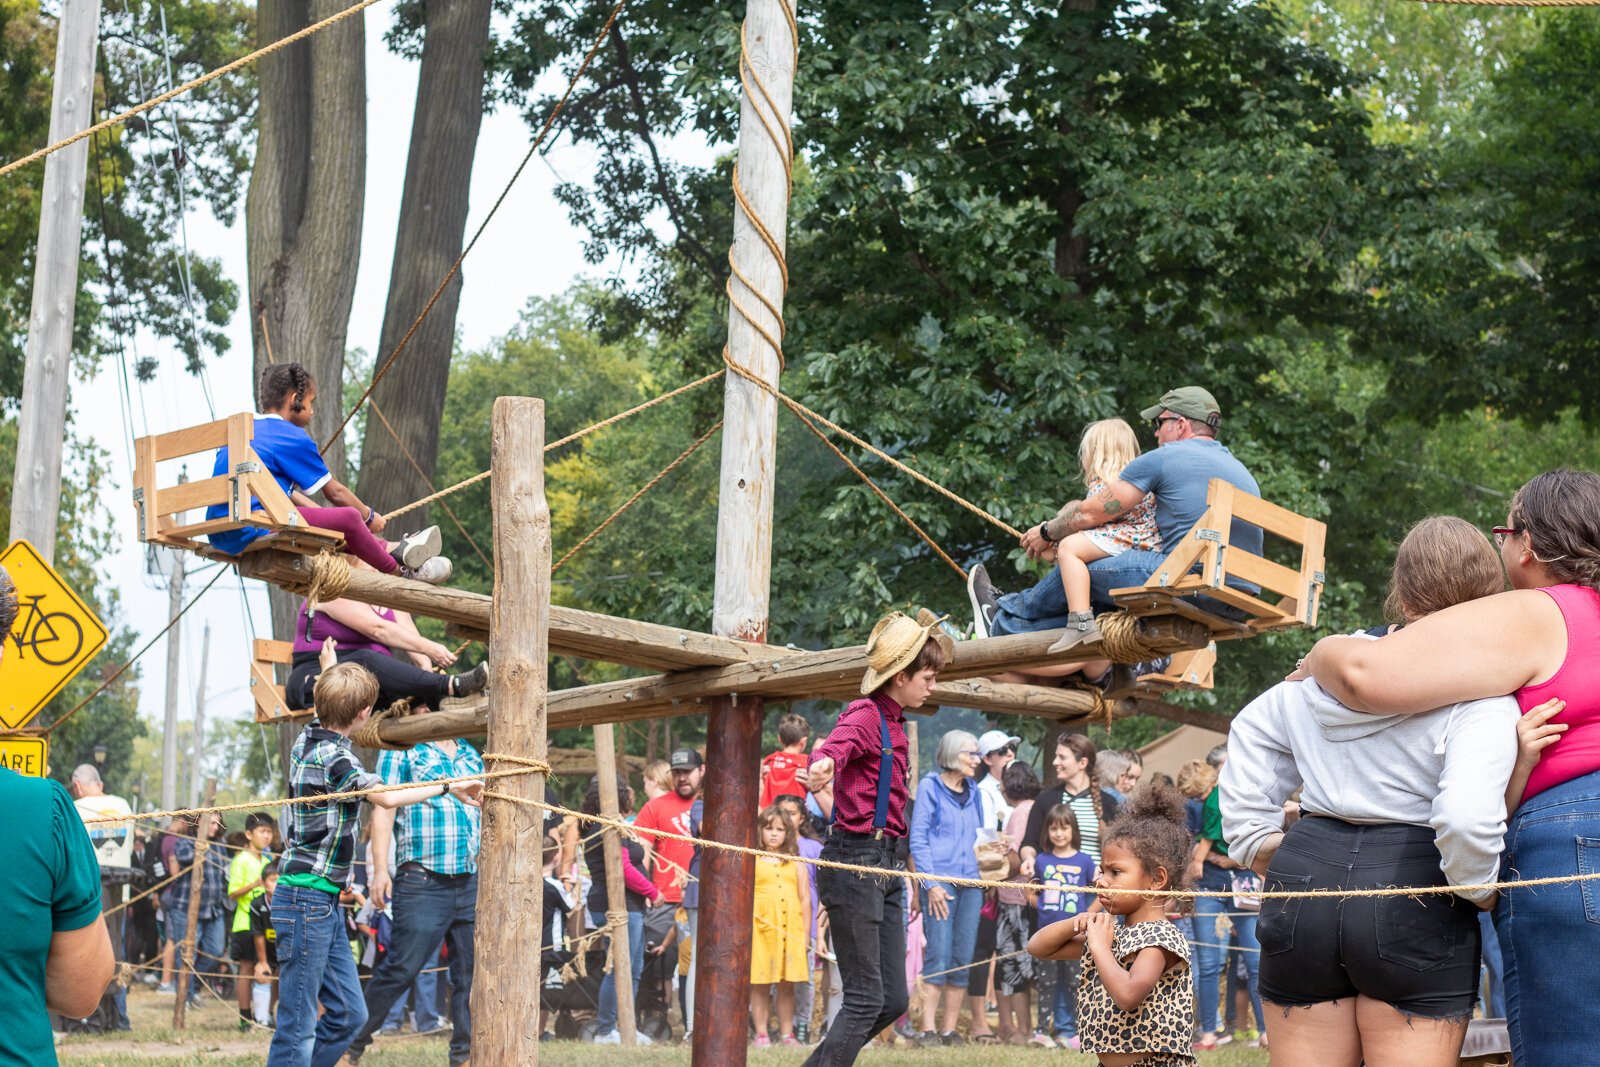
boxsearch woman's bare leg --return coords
[750,982,771,1039]
[1262,998,1361,1067]
[776,981,796,1038]
[1354,995,1468,1067]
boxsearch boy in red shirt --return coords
[760,713,812,810]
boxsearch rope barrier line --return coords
[324,0,630,455]
[0,0,387,180]
[551,420,723,573]
[381,369,725,523]
[84,765,1580,902]
[41,565,228,738]
[103,862,197,920]
[785,404,967,579]
[367,396,494,570]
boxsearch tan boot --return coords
[1046,617,1101,655]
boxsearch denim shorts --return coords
[1258,816,1481,1019]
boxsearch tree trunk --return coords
[357,0,493,522]
[245,0,367,734]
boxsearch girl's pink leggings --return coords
[297,506,398,573]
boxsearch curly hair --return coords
[258,362,315,415]
[1102,780,1193,908]
[1509,469,1600,592]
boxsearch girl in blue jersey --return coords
[206,363,452,583]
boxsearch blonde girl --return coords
[750,805,810,1047]
[1049,419,1160,654]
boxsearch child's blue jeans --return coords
[267,884,368,1067]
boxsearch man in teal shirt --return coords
[0,565,115,1066]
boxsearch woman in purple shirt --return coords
[285,571,487,713]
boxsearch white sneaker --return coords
[401,556,453,585]
[391,525,442,569]
[592,1029,651,1045]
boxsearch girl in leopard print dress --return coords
[1027,782,1196,1067]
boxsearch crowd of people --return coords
[7,379,1599,1067]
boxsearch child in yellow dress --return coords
[750,805,811,1047]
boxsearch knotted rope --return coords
[1096,611,1164,665]
[350,703,414,751]
[293,551,354,617]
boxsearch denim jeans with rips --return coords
[267,884,367,1067]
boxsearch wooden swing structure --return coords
[127,0,1325,1061]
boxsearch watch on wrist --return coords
[1038,521,1057,545]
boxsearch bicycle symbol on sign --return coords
[9,594,85,666]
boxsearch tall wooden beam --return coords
[695,0,798,1058]
[471,397,550,1066]
[593,722,639,1045]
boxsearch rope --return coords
[0,0,387,180]
[350,703,413,750]
[296,552,353,616]
[42,565,228,737]
[551,421,722,573]
[787,405,967,579]
[1096,611,1163,666]
[381,370,725,523]
[368,397,493,570]
[102,861,196,919]
[324,0,631,455]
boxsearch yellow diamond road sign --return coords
[0,540,109,731]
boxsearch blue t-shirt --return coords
[1036,849,1096,927]
[0,770,104,1067]
[1117,439,1263,559]
[205,415,333,554]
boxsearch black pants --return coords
[967,909,998,996]
[803,834,908,1067]
[288,649,451,712]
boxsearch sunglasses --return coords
[1151,416,1183,433]
[1492,526,1520,549]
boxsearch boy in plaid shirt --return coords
[267,656,483,1067]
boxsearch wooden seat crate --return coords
[1137,644,1216,694]
[251,639,314,724]
[132,413,345,556]
[1112,479,1326,638]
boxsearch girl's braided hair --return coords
[1102,779,1193,911]
[259,362,314,415]
[1057,731,1104,829]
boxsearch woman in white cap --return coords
[802,611,951,1067]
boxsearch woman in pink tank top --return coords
[1298,469,1600,1067]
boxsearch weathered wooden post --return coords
[693,0,798,1060]
[173,777,216,1029]
[471,396,551,1065]
[593,722,639,1044]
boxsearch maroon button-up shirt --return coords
[813,695,910,838]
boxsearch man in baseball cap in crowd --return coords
[966,386,1262,677]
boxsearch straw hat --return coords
[859,610,956,695]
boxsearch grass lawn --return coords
[57,986,1271,1066]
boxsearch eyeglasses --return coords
[961,750,981,759]
[1151,416,1183,433]
[1492,526,1520,549]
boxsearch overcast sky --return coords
[72,17,716,750]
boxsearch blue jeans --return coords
[1478,910,1505,1019]
[179,913,229,998]
[1497,770,1600,1065]
[267,884,367,1067]
[990,551,1246,635]
[382,942,442,1030]
[592,907,646,1036]
[918,883,984,987]
[351,868,475,1063]
[1192,867,1263,1034]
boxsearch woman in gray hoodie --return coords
[1219,517,1519,1067]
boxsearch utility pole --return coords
[692,0,798,1062]
[9,0,101,561]
[160,550,185,812]
[189,623,210,807]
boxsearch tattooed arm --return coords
[1042,480,1146,541]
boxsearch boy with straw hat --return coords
[801,611,953,1066]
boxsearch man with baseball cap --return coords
[968,386,1263,644]
[800,611,951,1066]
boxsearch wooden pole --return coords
[189,623,210,807]
[9,0,100,559]
[470,396,551,1066]
[694,0,797,1061]
[160,549,185,812]
[593,722,639,1045]
[907,719,920,783]
[173,777,216,1029]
